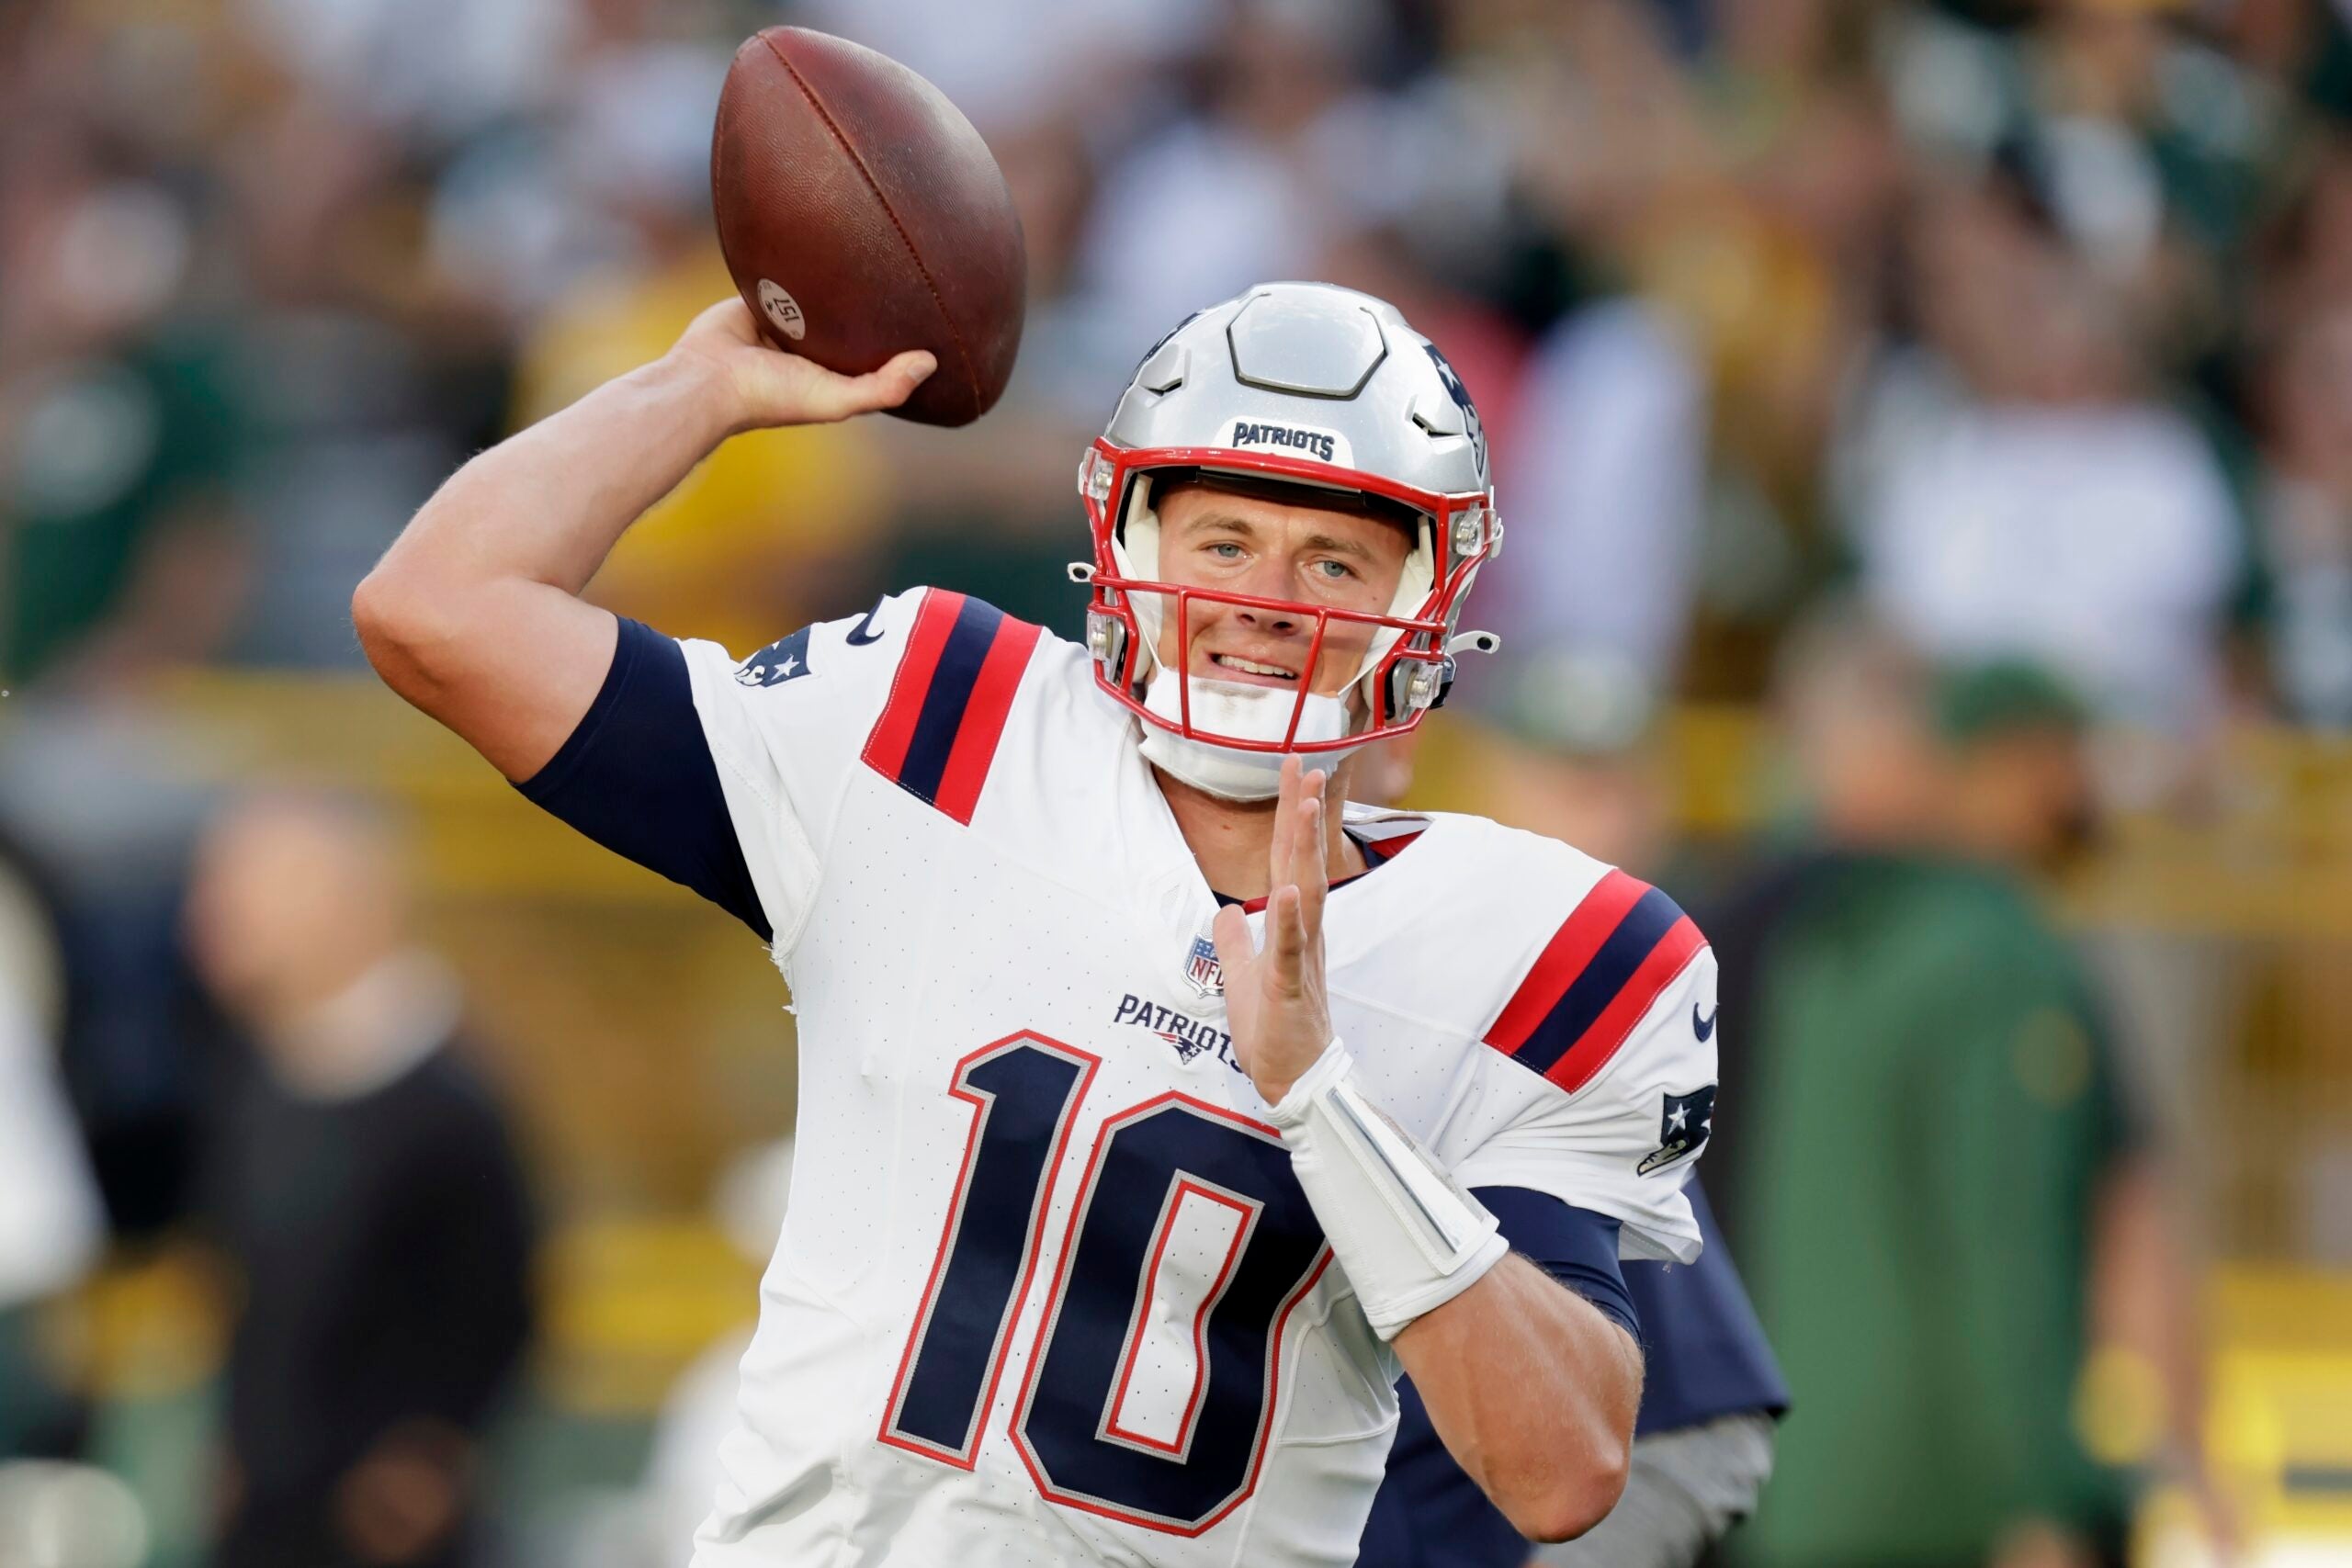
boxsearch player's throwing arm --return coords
[352,299,933,778]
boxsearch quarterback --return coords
[355,283,1719,1566]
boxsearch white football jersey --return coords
[667,587,1717,1568]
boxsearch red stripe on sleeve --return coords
[861,590,965,781]
[1484,869,1648,1054]
[930,615,1044,825]
[1544,916,1708,1095]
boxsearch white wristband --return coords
[1267,1039,1508,1339]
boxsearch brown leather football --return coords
[711,28,1026,428]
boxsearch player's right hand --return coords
[1213,757,1337,1107]
[665,298,936,433]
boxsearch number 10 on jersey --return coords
[878,1032,1333,1534]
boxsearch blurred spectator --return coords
[1073,0,1430,364]
[0,181,240,683]
[1703,613,2159,1568]
[0,828,105,1458]
[0,513,251,1240]
[1488,300,1708,692]
[0,1461,152,1568]
[2245,140,2352,727]
[234,0,571,145]
[794,0,1216,138]
[2248,295,2352,726]
[1837,173,2245,736]
[186,793,536,1568]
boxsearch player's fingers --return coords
[1269,755,1300,877]
[1295,788,1327,934]
[1296,769,1329,883]
[817,351,938,419]
[1266,885,1307,987]
[1210,903,1254,976]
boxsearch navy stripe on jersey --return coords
[1476,1187,1637,1343]
[515,616,769,942]
[1515,886,1684,1077]
[898,595,1005,803]
[861,590,1043,825]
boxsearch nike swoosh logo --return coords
[845,595,888,646]
[1693,1004,1718,1043]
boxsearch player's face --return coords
[1153,483,1416,699]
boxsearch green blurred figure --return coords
[1707,614,2146,1568]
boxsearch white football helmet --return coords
[1077,282,1502,799]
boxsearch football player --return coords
[355,283,1721,1566]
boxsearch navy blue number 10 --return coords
[878,1033,1331,1535]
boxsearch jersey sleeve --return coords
[1476,1186,1638,1341]
[673,585,1040,954]
[519,587,1040,956]
[1439,871,1720,1265]
[517,616,775,939]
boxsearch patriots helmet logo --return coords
[1422,342,1488,484]
[1637,1084,1716,1176]
[737,627,813,688]
[1182,934,1224,998]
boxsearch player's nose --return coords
[1229,560,1304,632]
[1232,603,1300,635]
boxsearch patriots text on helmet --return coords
[1219,419,1345,464]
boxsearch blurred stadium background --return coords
[4,0,2352,1562]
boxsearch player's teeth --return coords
[1216,656,1297,679]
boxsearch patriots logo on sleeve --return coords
[736,627,814,688]
[1637,1085,1715,1176]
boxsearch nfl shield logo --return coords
[1182,935,1224,998]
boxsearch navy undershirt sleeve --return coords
[514,616,771,942]
[1474,1186,1640,1345]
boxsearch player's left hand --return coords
[1213,757,1335,1106]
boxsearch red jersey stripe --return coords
[930,615,1044,825]
[862,589,965,780]
[1544,915,1708,1095]
[1484,869,1649,1054]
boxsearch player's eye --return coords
[1207,542,1246,560]
[1311,558,1357,581]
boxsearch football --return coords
[711,28,1027,427]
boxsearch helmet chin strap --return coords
[1136,669,1367,801]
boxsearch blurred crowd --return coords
[8,0,2352,732]
[6,0,2352,1563]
